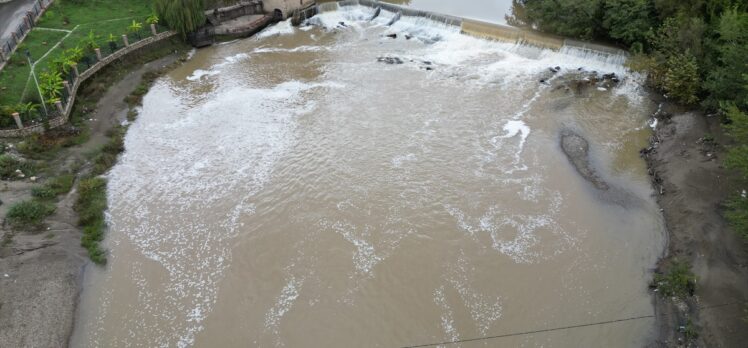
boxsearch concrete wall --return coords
[205,0,264,25]
[0,31,177,138]
[263,0,316,18]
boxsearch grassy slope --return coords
[0,0,153,106]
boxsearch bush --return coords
[653,261,697,298]
[6,200,56,227]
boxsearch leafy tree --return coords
[602,0,657,47]
[154,0,206,39]
[664,52,700,104]
[705,7,748,109]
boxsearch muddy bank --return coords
[644,104,748,347]
[0,46,184,347]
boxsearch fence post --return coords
[63,80,72,95]
[12,113,23,129]
[151,23,158,36]
[95,48,102,61]
[122,34,129,47]
[71,63,79,79]
[23,15,32,29]
[55,101,64,114]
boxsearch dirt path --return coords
[647,108,748,347]
[0,52,180,347]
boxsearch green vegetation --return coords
[0,154,37,180]
[32,174,75,200]
[653,261,697,299]
[155,0,206,38]
[74,177,107,264]
[0,0,155,124]
[6,200,56,228]
[510,1,748,239]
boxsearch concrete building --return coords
[262,0,316,19]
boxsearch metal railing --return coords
[0,0,54,65]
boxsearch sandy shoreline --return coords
[645,102,748,347]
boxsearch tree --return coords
[602,0,657,47]
[154,0,206,39]
[705,7,748,110]
[664,52,700,104]
[147,14,159,25]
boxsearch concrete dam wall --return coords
[317,0,627,59]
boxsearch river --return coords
[72,3,664,347]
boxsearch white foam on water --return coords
[187,53,250,82]
[256,18,295,38]
[445,253,503,335]
[85,77,344,347]
[433,286,460,343]
[264,276,304,335]
[186,69,220,81]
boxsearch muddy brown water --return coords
[72,6,665,347]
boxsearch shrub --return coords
[6,200,56,227]
[664,53,700,105]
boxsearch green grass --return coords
[0,154,37,180]
[0,0,155,112]
[5,199,56,228]
[36,0,152,29]
[74,177,107,264]
[653,261,697,299]
[31,174,75,200]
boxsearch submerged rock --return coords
[560,130,609,190]
[377,56,404,64]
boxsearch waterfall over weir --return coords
[316,0,628,65]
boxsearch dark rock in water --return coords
[555,66,561,71]
[386,33,397,39]
[377,56,404,64]
[338,22,347,27]
[549,67,558,73]
[424,67,433,71]
[423,61,432,65]
[560,130,609,190]
[539,79,546,83]
[405,34,412,40]
[577,67,584,71]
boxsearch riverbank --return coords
[0,40,187,347]
[645,102,748,346]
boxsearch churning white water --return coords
[72,5,664,347]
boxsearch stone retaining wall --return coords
[0,30,177,138]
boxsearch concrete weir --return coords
[321,0,627,58]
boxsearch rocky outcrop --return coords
[560,130,609,190]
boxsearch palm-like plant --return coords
[39,71,64,101]
[107,33,118,53]
[146,14,159,25]
[81,30,100,53]
[128,20,143,39]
